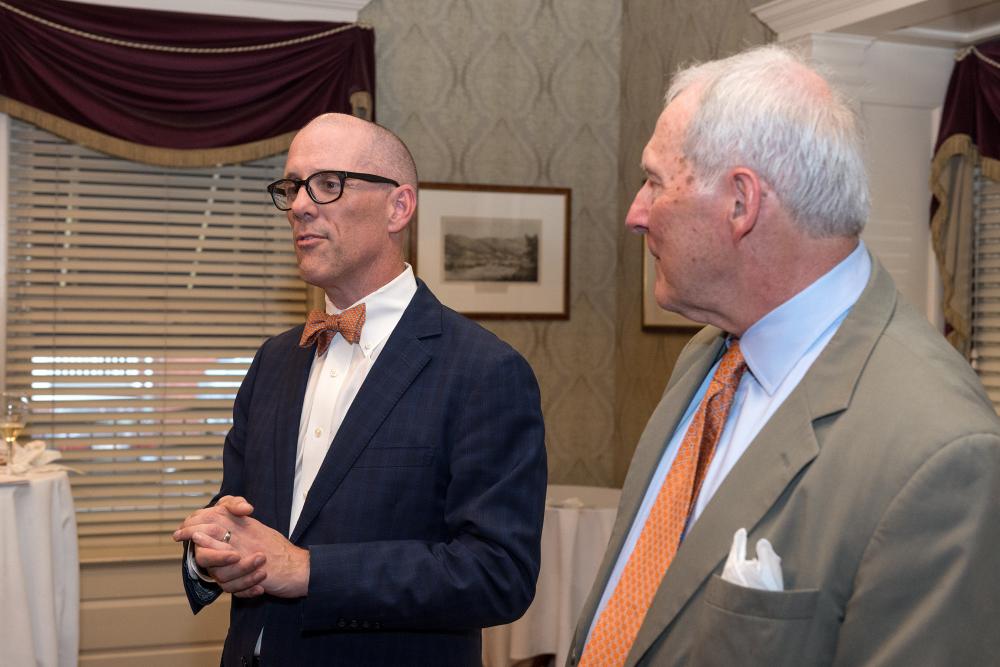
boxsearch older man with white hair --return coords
[569,45,1000,666]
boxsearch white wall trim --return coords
[753,0,999,45]
[794,32,955,107]
[753,0,928,42]
[65,0,371,22]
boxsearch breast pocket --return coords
[689,575,824,667]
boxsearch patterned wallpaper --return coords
[614,1,773,482]
[360,0,771,486]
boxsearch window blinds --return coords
[972,165,1000,409]
[5,120,304,556]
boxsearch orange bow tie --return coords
[299,303,366,355]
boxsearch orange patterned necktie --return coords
[299,303,366,355]
[579,340,747,667]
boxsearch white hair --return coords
[666,45,869,238]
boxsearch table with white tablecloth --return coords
[483,484,621,667]
[0,470,79,667]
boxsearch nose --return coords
[625,182,650,234]
[289,184,317,218]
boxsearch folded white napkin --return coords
[721,527,784,591]
[7,440,72,476]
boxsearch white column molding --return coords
[792,33,956,326]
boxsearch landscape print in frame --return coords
[414,183,570,319]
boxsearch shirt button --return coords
[364,343,372,351]
[314,427,323,438]
[329,369,337,377]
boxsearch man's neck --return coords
[731,236,860,335]
[324,262,409,311]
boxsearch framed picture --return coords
[642,244,700,330]
[414,183,571,319]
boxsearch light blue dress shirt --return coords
[589,241,872,639]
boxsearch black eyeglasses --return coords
[267,170,400,211]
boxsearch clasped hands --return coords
[172,495,309,599]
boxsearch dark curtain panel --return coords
[934,39,1000,163]
[0,0,374,164]
[931,38,1000,354]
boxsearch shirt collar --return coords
[739,241,871,395]
[325,264,418,358]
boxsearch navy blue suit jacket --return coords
[182,281,547,667]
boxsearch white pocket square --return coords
[721,527,784,591]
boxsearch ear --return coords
[728,167,762,242]
[386,184,417,234]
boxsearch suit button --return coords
[374,621,381,629]
[349,619,358,628]
[337,618,346,628]
[362,621,370,629]
[240,659,248,667]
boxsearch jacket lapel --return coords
[626,389,821,664]
[272,335,314,539]
[288,282,440,543]
[625,254,897,665]
[569,331,725,654]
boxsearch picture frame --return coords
[413,182,571,319]
[642,244,700,330]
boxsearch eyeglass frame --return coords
[266,170,401,211]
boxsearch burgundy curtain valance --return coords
[934,40,1000,170]
[0,0,375,166]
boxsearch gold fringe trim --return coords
[1,97,294,166]
[0,1,371,54]
[929,133,1000,350]
[955,45,1000,69]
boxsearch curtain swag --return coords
[0,0,375,166]
[930,38,1000,354]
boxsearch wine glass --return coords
[1,393,29,475]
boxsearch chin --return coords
[298,267,335,291]
[653,284,676,312]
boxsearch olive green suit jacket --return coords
[569,257,1000,666]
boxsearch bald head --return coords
[297,113,418,189]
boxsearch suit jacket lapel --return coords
[569,331,726,653]
[272,337,314,538]
[288,282,439,543]
[627,389,820,664]
[625,254,897,665]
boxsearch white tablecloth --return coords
[0,471,79,667]
[483,484,620,667]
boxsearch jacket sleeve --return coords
[832,433,1000,664]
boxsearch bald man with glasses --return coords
[173,113,547,667]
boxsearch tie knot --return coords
[711,340,747,392]
[299,303,367,355]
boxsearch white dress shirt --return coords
[188,265,417,585]
[290,265,417,531]
[589,242,872,639]
[254,265,416,656]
